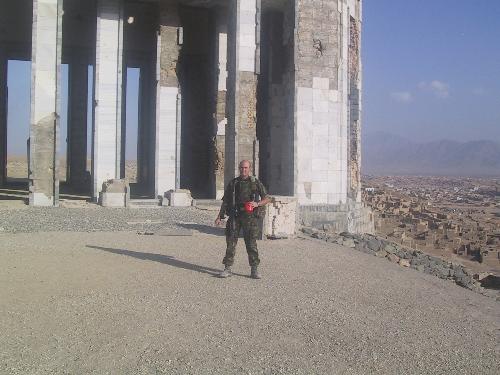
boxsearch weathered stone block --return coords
[262,196,297,239]
[366,237,381,251]
[384,244,397,254]
[164,189,193,207]
[100,193,127,208]
[101,179,129,193]
[99,179,130,208]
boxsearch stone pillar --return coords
[225,0,260,184]
[213,8,228,199]
[0,49,7,186]
[67,58,88,189]
[294,0,346,205]
[292,1,371,234]
[93,0,124,200]
[29,0,62,206]
[155,0,181,197]
[347,0,362,203]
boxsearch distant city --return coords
[362,175,500,276]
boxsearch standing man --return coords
[215,160,271,279]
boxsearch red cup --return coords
[244,202,254,213]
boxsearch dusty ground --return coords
[1,227,499,374]
[1,159,499,373]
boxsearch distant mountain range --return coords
[362,131,500,177]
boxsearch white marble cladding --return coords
[155,87,179,196]
[93,0,123,198]
[31,0,58,125]
[340,0,352,201]
[345,0,362,19]
[217,119,227,136]
[30,0,60,206]
[295,77,347,205]
[216,15,227,137]
[237,0,257,72]
[30,193,54,206]
[217,32,228,91]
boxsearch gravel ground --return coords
[0,205,216,234]
[0,215,499,374]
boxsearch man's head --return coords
[238,160,251,179]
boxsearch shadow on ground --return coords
[177,223,226,236]
[86,245,249,278]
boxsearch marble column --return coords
[225,0,260,184]
[293,0,346,205]
[29,0,62,206]
[155,0,181,197]
[347,1,362,203]
[92,0,124,199]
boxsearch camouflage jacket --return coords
[218,176,268,219]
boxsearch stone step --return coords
[128,199,161,208]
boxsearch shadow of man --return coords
[176,223,226,237]
[86,245,247,277]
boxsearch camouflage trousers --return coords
[223,214,260,267]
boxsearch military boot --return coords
[250,266,261,279]
[219,266,232,278]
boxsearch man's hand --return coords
[255,197,271,207]
[215,217,223,226]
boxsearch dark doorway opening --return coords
[0,0,33,203]
[178,6,217,199]
[124,67,139,185]
[123,1,158,199]
[60,0,96,200]
[0,60,30,201]
[257,3,295,196]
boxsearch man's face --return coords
[239,162,251,179]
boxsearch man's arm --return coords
[215,182,231,225]
[251,195,270,208]
[251,180,271,208]
[215,200,226,226]
[257,195,271,207]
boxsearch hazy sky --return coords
[362,0,500,142]
[5,0,500,158]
